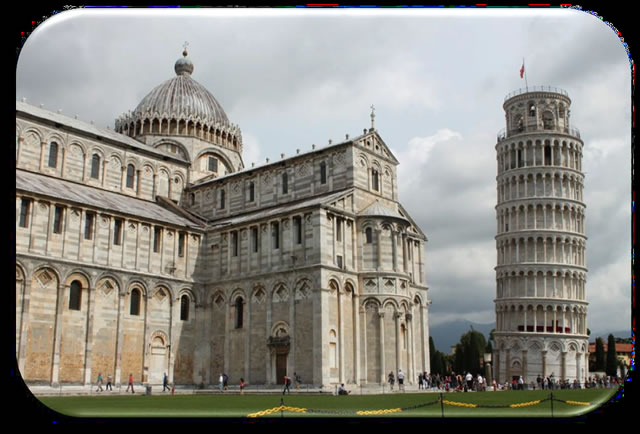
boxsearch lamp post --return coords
[484,352,493,391]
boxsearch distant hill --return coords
[430,320,495,354]
[429,322,632,353]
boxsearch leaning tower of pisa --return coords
[493,86,589,386]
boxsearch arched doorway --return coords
[268,323,290,385]
[149,333,169,384]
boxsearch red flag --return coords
[520,62,525,79]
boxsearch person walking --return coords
[96,373,104,392]
[282,375,291,395]
[239,378,246,395]
[294,372,301,390]
[126,373,135,394]
[388,371,395,391]
[219,373,224,392]
[163,373,170,392]
[106,374,113,391]
[397,369,405,392]
[465,372,473,391]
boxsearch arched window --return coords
[126,164,135,189]
[48,142,58,168]
[365,227,373,244]
[320,161,327,184]
[220,189,226,209]
[528,102,536,117]
[235,297,244,329]
[180,294,190,321]
[249,182,255,202]
[372,169,379,191]
[90,154,101,179]
[130,289,141,316]
[69,280,82,311]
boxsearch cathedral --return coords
[15,49,431,390]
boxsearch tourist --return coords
[163,373,170,392]
[388,371,395,391]
[240,378,246,395]
[398,369,405,391]
[96,372,104,392]
[465,372,473,391]
[283,375,291,395]
[106,374,113,391]
[126,373,135,394]
[338,383,349,395]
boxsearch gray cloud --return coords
[16,8,631,336]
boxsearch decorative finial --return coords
[183,41,189,56]
[370,104,376,131]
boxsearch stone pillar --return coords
[83,284,96,386]
[394,312,401,375]
[50,282,66,386]
[541,350,547,379]
[522,349,528,383]
[359,306,367,384]
[406,313,414,385]
[353,294,361,384]
[338,289,345,384]
[561,351,567,381]
[391,230,398,272]
[379,311,385,384]
[114,291,126,386]
[142,292,151,383]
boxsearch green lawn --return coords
[37,388,619,419]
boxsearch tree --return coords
[595,337,606,371]
[606,334,618,377]
[453,329,487,376]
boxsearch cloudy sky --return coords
[16,8,631,341]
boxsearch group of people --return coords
[96,372,172,393]
[387,369,407,391]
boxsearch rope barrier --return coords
[245,394,592,418]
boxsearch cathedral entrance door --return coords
[149,335,167,384]
[276,353,287,385]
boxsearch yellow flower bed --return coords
[509,400,541,408]
[356,408,403,416]
[247,405,307,418]
[565,400,590,406]
[442,400,477,408]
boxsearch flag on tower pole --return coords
[520,58,528,90]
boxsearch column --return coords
[391,231,398,271]
[82,284,96,386]
[338,289,345,384]
[376,229,382,271]
[394,312,401,375]
[353,295,361,384]
[402,234,408,272]
[50,282,66,386]
[379,311,385,384]
[142,293,151,383]
[522,349,528,382]
[406,313,414,385]
[542,350,547,378]
[359,306,367,383]
[114,291,126,386]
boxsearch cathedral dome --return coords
[115,49,242,153]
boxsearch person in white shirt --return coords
[397,369,405,391]
[465,372,473,391]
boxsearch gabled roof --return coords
[16,170,204,230]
